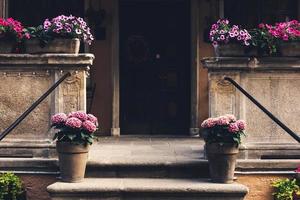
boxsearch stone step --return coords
[47,178,248,200]
[86,159,210,178]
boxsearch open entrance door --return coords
[120,0,191,135]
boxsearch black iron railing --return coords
[0,72,71,141]
[224,76,300,143]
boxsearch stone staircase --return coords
[47,137,249,200]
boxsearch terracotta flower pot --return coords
[279,41,300,57]
[25,38,80,54]
[214,44,246,57]
[56,141,90,183]
[205,143,239,183]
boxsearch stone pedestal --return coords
[202,57,300,158]
[0,54,94,157]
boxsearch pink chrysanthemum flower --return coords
[82,120,97,133]
[216,116,230,126]
[225,114,237,122]
[68,111,88,121]
[65,117,82,129]
[228,122,240,133]
[51,113,67,125]
[236,120,246,130]
[201,118,217,128]
[87,114,98,125]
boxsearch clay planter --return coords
[25,38,80,54]
[214,44,246,57]
[205,143,239,183]
[279,42,300,57]
[0,40,15,53]
[56,142,90,183]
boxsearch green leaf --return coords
[67,134,76,140]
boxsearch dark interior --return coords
[120,0,191,135]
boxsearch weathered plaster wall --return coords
[20,174,56,200]
[89,0,114,135]
[198,0,216,126]
[237,174,291,200]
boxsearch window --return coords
[224,0,298,28]
[9,0,84,26]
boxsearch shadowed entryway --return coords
[120,0,191,135]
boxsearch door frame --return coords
[111,0,200,136]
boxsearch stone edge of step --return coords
[47,178,249,195]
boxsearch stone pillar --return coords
[202,57,300,159]
[0,54,94,157]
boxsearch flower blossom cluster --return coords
[52,111,98,133]
[295,166,300,173]
[0,18,25,41]
[262,20,300,41]
[43,15,94,45]
[209,19,251,46]
[201,114,246,133]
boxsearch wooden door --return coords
[120,0,191,135]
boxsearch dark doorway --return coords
[120,0,191,135]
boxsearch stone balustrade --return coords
[202,57,300,158]
[0,54,94,157]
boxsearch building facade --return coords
[2,0,299,136]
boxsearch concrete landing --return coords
[47,178,248,200]
[89,137,205,164]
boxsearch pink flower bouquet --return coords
[201,114,246,145]
[24,15,94,46]
[209,19,251,47]
[51,111,98,145]
[0,18,25,42]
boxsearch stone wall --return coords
[0,54,94,157]
[237,174,291,200]
[202,57,300,158]
[202,57,300,144]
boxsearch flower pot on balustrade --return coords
[214,44,246,57]
[279,41,300,57]
[25,38,80,54]
[205,143,239,184]
[0,40,15,53]
[56,141,90,183]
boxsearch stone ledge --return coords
[202,57,300,71]
[236,159,299,172]
[47,178,248,200]
[0,53,94,67]
[0,157,298,176]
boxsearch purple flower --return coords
[75,29,82,34]
[236,120,246,130]
[65,117,82,129]
[42,14,94,45]
[201,118,218,128]
[216,116,230,126]
[225,114,236,122]
[82,120,97,133]
[51,113,67,125]
[87,114,98,124]
[68,111,88,121]
[228,122,239,133]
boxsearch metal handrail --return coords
[224,76,300,143]
[0,72,71,141]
